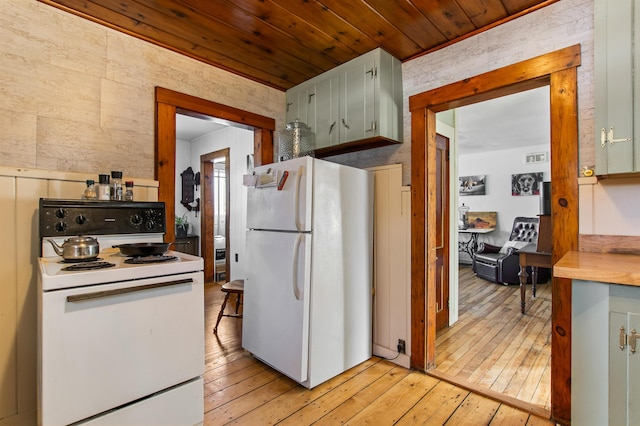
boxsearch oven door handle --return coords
[66,278,194,303]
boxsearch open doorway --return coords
[433,87,553,411]
[155,87,276,284]
[409,46,580,423]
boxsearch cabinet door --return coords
[315,75,339,149]
[595,0,635,174]
[305,84,316,134]
[610,307,640,425]
[610,311,628,426]
[285,87,298,124]
[340,55,375,143]
[285,86,307,124]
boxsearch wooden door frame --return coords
[409,45,580,424]
[155,87,275,256]
[201,149,230,282]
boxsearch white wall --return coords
[175,138,192,229]
[189,127,254,281]
[458,143,551,247]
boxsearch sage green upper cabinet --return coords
[285,48,402,157]
[594,0,640,175]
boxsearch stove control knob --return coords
[75,214,87,225]
[145,220,156,231]
[55,208,66,218]
[55,222,68,232]
[130,214,143,226]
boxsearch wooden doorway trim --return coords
[201,149,230,282]
[409,45,580,424]
[155,87,275,246]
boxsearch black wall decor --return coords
[180,167,201,214]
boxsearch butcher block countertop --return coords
[554,251,640,287]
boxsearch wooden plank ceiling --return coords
[39,0,556,90]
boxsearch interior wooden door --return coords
[435,133,450,331]
[201,149,230,283]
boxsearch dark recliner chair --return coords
[472,217,550,285]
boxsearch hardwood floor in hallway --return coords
[434,265,552,411]
[203,281,555,425]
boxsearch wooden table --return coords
[518,246,552,314]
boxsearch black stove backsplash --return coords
[39,199,166,238]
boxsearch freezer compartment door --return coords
[242,230,311,383]
[247,157,312,232]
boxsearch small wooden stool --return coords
[213,279,244,334]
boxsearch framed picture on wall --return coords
[459,175,486,196]
[511,172,543,196]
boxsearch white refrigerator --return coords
[242,156,373,389]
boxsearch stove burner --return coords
[61,261,115,271]
[59,257,102,264]
[124,255,178,264]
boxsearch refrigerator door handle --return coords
[292,233,303,300]
[294,165,305,231]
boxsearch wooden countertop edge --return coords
[554,251,640,287]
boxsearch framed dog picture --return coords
[459,175,486,196]
[511,172,543,196]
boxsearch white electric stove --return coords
[37,199,204,426]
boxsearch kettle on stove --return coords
[47,236,100,261]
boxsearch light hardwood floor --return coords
[203,280,554,425]
[434,265,552,411]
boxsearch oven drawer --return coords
[80,377,203,426]
[38,272,204,426]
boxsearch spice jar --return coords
[98,174,110,200]
[83,179,96,200]
[124,181,134,201]
[110,171,123,201]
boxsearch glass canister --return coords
[278,119,315,161]
[458,203,470,229]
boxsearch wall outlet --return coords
[397,339,406,354]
